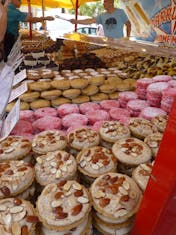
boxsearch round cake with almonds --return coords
[35,150,77,186]
[112,137,152,166]
[90,173,142,222]
[0,198,38,234]
[0,136,32,162]
[151,115,168,133]
[132,162,153,192]
[77,146,117,184]
[0,160,34,198]
[99,121,131,143]
[129,118,158,139]
[67,128,100,150]
[32,130,67,154]
[36,181,91,231]
[144,132,163,158]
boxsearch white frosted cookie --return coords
[99,121,131,143]
[128,118,158,139]
[151,115,168,133]
[77,146,117,180]
[112,137,152,166]
[36,181,91,231]
[35,150,77,186]
[0,160,35,198]
[132,162,153,192]
[90,173,142,222]
[32,130,67,154]
[41,215,91,235]
[67,128,100,150]
[144,132,163,158]
[0,198,38,235]
[0,136,32,162]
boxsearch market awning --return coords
[21,0,99,9]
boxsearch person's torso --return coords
[96,9,128,38]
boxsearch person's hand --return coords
[45,16,54,21]
[70,19,76,24]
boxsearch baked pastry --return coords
[132,162,153,192]
[32,130,67,154]
[57,104,79,117]
[51,97,71,107]
[0,136,31,161]
[0,160,34,198]
[40,90,62,100]
[70,78,89,89]
[34,107,57,119]
[30,99,51,109]
[99,84,117,94]
[151,115,168,133]
[6,101,30,113]
[20,91,40,102]
[27,70,41,80]
[51,79,70,90]
[77,146,117,184]
[144,132,163,158]
[89,75,105,86]
[35,150,77,186]
[90,172,142,223]
[0,198,38,234]
[32,116,62,132]
[108,92,119,100]
[79,102,100,114]
[129,118,158,139]
[36,181,91,231]
[82,84,99,96]
[99,121,131,143]
[112,137,152,166]
[72,95,90,104]
[28,81,51,91]
[67,128,100,150]
[62,89,81,99]
[62,114,88,129]
[90,93,109,102]
[40,69,54,79]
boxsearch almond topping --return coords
[13,211,26,222]
[3,214,12,226]
[51,200,62,208]
[99,198,110,208]
[122,181,130,191]
[71,204,83,216]
[26,215,39,223]
[119,186,128,195]
[63,181,72,191]
[140,164,152,172]
[4,147,14,153]
[56,212,68,219]
[50,162,57,167]
[92,164,99,170]
[94,191,105,199]
[10,206,24,214]
[12,222,21,235]
[61,165,67,172]
[72,183,82,191]
[77,196,89,204]
[0,205,7,211]
[56,169,62,178]
[21,225,28,235]
[66,160,72,165]
[80,160,86,168]
[46,155,55,161]
[36,157,42,164]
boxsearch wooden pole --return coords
[74,0,79,32]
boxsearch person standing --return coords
[4,0,54,61]
[70,0,131,39]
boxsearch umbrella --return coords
[21,0,99,37]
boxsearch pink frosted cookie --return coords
[34,107,57,119]
[127,99,149,117]
[11,120,33,135]
[100,100,120,111]
[19,110,35,123]
[139,107,167,121]
[79,102,100,114]
[62,113,88,128]
[109,108,130,120]
[152,75,172,82]
[57,103,79,117]
[32,116,62,133]
[118,91,138,108]
[86,110,110,125]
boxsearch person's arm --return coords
[125,20,131,38]
[25,15,54,23]
[0,0,8,42]
[70,17,96,25]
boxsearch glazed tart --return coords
[67,128,100,151]
[144,132,163,158]
[151,115,168,133]
[112,137,152,166]
[0,198,38,234]
[36,181,91,231]
[35,150,77,186]
[99,121,131,143]
[128,118,158,139]
[0,160,34,198]
[132,162,153,192]
[77,146,117,184]
[32,130,67,154]
[90,173,142,223]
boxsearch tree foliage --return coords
[69,0,119,17]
